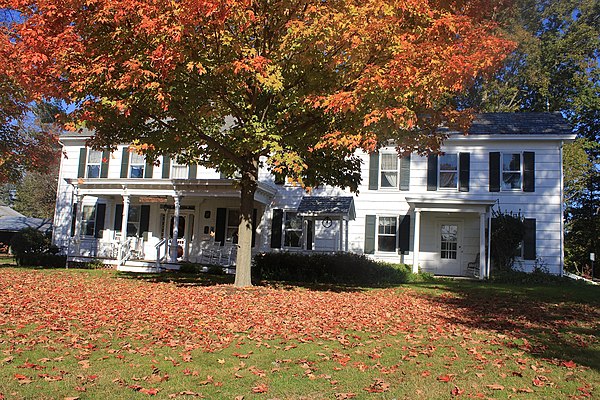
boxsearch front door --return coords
[438,221,463,276]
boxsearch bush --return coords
[490,210,525,271]
[10,228,53,266]
[20,253,67,268]
[252,252,426,285]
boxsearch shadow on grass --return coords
[412,280,600,372]
[116,271,235,286]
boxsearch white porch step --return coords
[117,260,181,273]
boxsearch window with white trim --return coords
[129,153,145,178]
[82,205,96,236]
[502,153,522,190]
[284,212,302,248]
[439,154,458,189]
[377,216,397,252]
[380,153,398,188]
[171,161,188,179]
[86,150,102,178]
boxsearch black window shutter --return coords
[427,155,438,191]
[523,152,535,192]
[368,152,379,190]
[215,208,227,245]
[270,209,283,249]
[120,148,129,178]
[459,152,470,192]
[100,150,110,178]
[489,152,500,192]
[71,203,78,236]
[140,205,150,234]
[114,204,123,231]
[523,218,536,260]
[398,214,411,254]
[162,156,171,178]
[77,148,87,178]
[399,155,411,191]
[188,164,197,179]
[144,159,153,178]
[364,215,376,254]
[251,208,257,247]
[94,203,106,238]
[306,220,313,250]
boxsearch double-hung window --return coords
[86,150,103,178]
[377,216,397,252]
[380,154,398,188]
[82,205,96,236]
[171,161,188,179]
[439,154,458,189]
[284,212,303,248]
[502,153,522,190]
[129,153,146,178]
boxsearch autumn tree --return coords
[1,0,514,286]
[0,11,58,184]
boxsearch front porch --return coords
[407,197,495,279]
[61,178,277,272]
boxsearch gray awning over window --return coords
[297,196,356,220]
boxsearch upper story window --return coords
[369,152,410,191]
[171,162,188,179]
[489,151,534,193]
[502,153,522,190]
[439,154,458,189]
[129,153,146,178]
[86,150,103,178]
[427,153,470,192]
[380,154,398,188]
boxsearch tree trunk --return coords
[234,162,258,287]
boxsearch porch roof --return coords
[405,196,496,213]
[297,196,356,220]
[64,178,278,204]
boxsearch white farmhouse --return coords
[52,112,575,277]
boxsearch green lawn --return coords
[0,267,597,399]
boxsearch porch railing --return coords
[117,237,134,267]
[155,238,168,269]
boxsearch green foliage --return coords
[490,210,526,272]
[19,253,67,268]
[178,263,225,275]
[13,170,58,219]
[252,252,427,286]
[490,268,581,286]
[9,227,53,266]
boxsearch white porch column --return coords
[479,212,486,280]
[169,195,180,262]
[345,219,349,252]
[339,216,344,252]
[412,209,421,273]
[73,194,84,256]
[119,195,130,260]
[302,219,309,250]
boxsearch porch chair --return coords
[467,253,480,277]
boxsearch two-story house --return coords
[53,113,575,277]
